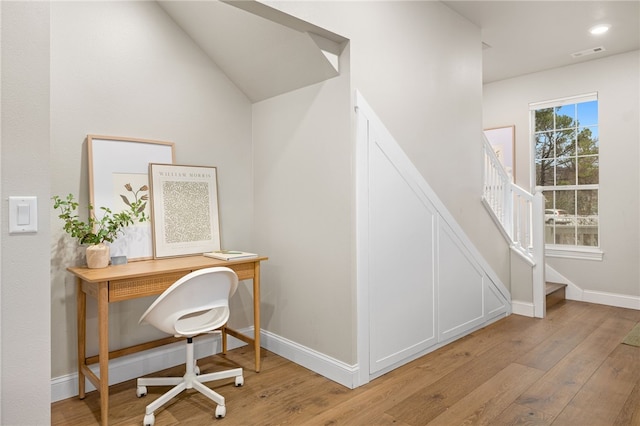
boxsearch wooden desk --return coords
[68,255,267,426]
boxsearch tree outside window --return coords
[532,96,599,247]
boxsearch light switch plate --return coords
[9,196,38,234]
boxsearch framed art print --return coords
[484,126,515,179]
[88,135,175,261]
[149,163,221,258]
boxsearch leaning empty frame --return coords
[88,135,175,261]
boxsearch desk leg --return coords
[76,278,86,399]
[98,281,110,426]
[253,262,261,372]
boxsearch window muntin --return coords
[532,94,599,248]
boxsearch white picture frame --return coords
[149,163,221,258]
[88,135,175,261]
[484,125,515,179]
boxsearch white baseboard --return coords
[575,290,640,310]
[51,331,248,403]
[510,289,639,318]
[260,329,359,389]
[52,327,360,402]
[52,291,636,404]
[511,300,535,317]
[545,264,639,310]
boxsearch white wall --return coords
[254,1,507,365]
[1,2,51,424]
[484,51,640,300]
[252,50,354,362]
[270,1,510,287]
[0,2,513,420]
[50,1,254,378]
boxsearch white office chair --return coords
[135,267,243,426]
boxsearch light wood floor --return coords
[52,300,640,425]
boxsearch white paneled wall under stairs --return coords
[355,93,511,384]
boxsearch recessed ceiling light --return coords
[589,24,610,35]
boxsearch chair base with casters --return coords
[136,336,243,425]
[134,267,244,426]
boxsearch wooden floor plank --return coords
[515,315,638,417]
[386,318,555,425]
[612,307,640,324]
[516,301,612,372]
[300,313,543,426]
[51,301,640,426]
[490,402,556,425]
[614,377,640,426]
[554,344,640,425]
[426,363,545,426]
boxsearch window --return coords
[531,93,599,251]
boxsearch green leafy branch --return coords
[53,184,149,245]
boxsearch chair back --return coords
[139,267,239,338]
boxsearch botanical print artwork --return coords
[109,173,153,257]
[89,135,175,260]
[112,173,151,223]
[120,183,149,221]
[162,181,212,243]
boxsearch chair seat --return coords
[135,267,244,425]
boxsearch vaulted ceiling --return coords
[157,0,347,102]
[159,1,640,98]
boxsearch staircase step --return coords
[545,282,566,295]
[546,282,567,308]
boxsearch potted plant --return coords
[53,184,148,268]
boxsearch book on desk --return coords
[203,250,258,261]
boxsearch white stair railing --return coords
[482,135,535,265]
[482,135,536,262]
[511,184,534,260]
[483,139,512,237]
[482,134,546,317]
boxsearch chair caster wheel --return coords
[136,386,147,397]
[215,405,226,418]
[235,375,244,387]
[143,413,155,426]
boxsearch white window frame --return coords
[529,92,603,261]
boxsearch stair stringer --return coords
[356,92,511,384]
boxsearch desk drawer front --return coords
[228,262,255,281]
[192,262,255,280]
[110,272,188,302]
